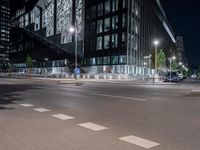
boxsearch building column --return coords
[54,0,57,34]
[39,7,43,29]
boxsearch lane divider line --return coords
[19,103,34,107]
[119,135,160,149]
[51,114,74,120]
[89,93,147,102]
[33,108,50,112]
[78,122,108,131]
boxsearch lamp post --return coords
[154,40,159,74]
[69,22,78,69]
[69,22,78,79]
[168,56,176,82]
[144,54,152,80]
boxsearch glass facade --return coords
[9,0,177,75]
[0,0,10,64]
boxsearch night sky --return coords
[161,0,200,67]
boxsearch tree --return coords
[197,67,200,77]
[171,61,179,70]
[26,54,33,76]
[151,49,166,69]
[187,68,193,76]
[157,49,166,69]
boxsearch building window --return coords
[104,35,110,49]
[90,38,96,51]
[90,22,96,36]
[104,17,110,32]
[86,8,90,19]
[135,25,138,34]
[97,20,103,33]
[105,0,110,14]
[103,57,110,64]
[112,0,118,12]
[123,0,126,8]
[119,55,127,63]
[90,58,96,65]
[97,3,103,16]
[112,15,118,29]
[111,34,118,48]
[91,5,96,18]
[97,57,103,64]
[97,36,103,50]
[122,32,126,47]
[111,56,118,64]
[25,14,29,26]
[122,13,126,28]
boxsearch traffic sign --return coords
[74,67,80,74]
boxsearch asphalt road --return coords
[0,78,200,150]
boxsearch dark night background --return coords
[161,0,200,67]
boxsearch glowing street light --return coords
[154,40,159,74]
[168,56,176,82]
[69,23,78,79]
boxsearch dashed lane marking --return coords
[192,90,200,92]
[33,108,50,112]
[51,114,74,120]
[78,122,108,131]
[89,93,147,102]
[119,135,160,149]
[19,103,34,107]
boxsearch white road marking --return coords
[78,122,108,131]
[19,103,34,107]
[33,108,50,112]
[51,114,74,120]
[119,135,160,149]
[192,90,200,92]
[89,93,147,101]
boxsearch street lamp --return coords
[69,21,79,79]
[168,56,176,82]
[154,40,159,74]
[144,54,152,78]
[143,62,147,76]
[179,62,182,66]
[69,23,78,69]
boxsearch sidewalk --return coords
[0,75,176,85]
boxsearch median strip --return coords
[89,93,147,101]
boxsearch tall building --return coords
[10,0,83,70]
[83,0,176,74]
[10,0,176,75]
[176,36,187,66]
[0,0,10,69]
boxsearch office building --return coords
[176,36,187,66]
[0,0,10,69]
[10,0,176,75]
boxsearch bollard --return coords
[87,74,90,79]
[118,74,121,80]
[95,75,99,79]
[104,75,107,79]
[109,75,113,80]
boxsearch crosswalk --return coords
[19,103,160,149]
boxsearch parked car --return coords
[164,71,180,82]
